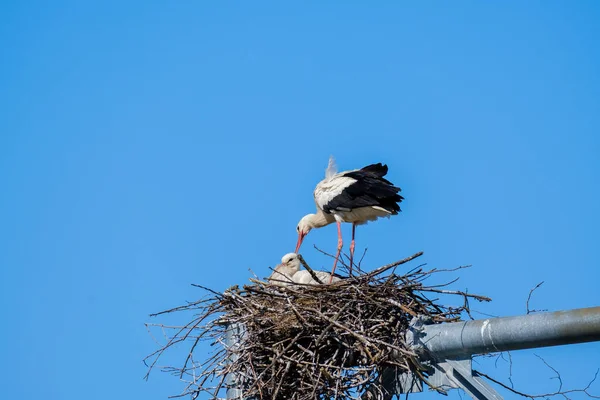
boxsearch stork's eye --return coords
[296,226,299,232]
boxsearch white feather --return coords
[292,270,341,285]
[314,176,356,211]
[268,253,302,286]
[325,155,338,179]
[268,264,298,286]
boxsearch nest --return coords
[144,251,491,399]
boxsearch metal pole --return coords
[225,323,245,400]
[419,306,600,359]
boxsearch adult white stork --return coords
[295,156,403,281]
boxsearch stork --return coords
[295,156,403,282]
[268,253,301,287]
[268,253,341,286]
[284,253,342,285]
[293,269,342,285]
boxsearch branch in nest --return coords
[297,254,324,285]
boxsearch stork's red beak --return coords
[295,232,306,253]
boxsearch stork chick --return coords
[267,252,301,286]
[268,253,341,286]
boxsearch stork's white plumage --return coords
[268,253,341,286]
[267,253,301,286]
[292,270,341,285]
[295,156,403,282]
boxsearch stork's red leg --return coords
[349,223,356,275]
[329,220,343,283]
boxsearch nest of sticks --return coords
[144,251,491,399]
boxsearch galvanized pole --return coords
[418,306,600,359]
[225,323,245,400]
[397,306,600,400]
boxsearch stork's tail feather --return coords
[360,163,389,177]
[361,163,403,213]
[379,193,403,214]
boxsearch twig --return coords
[365,251,424,277]
[527,281,546,314]
[297,254,324,285]
[474,368,600,399]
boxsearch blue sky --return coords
[1,1,599,399]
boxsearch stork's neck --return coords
[307,210,334,228]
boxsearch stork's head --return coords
[281,252,301,272]
[295,214,314,252]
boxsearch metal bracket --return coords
[400,316,504,400]
[429,358,503,400]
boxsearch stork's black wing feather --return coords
[322,164,403,214]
